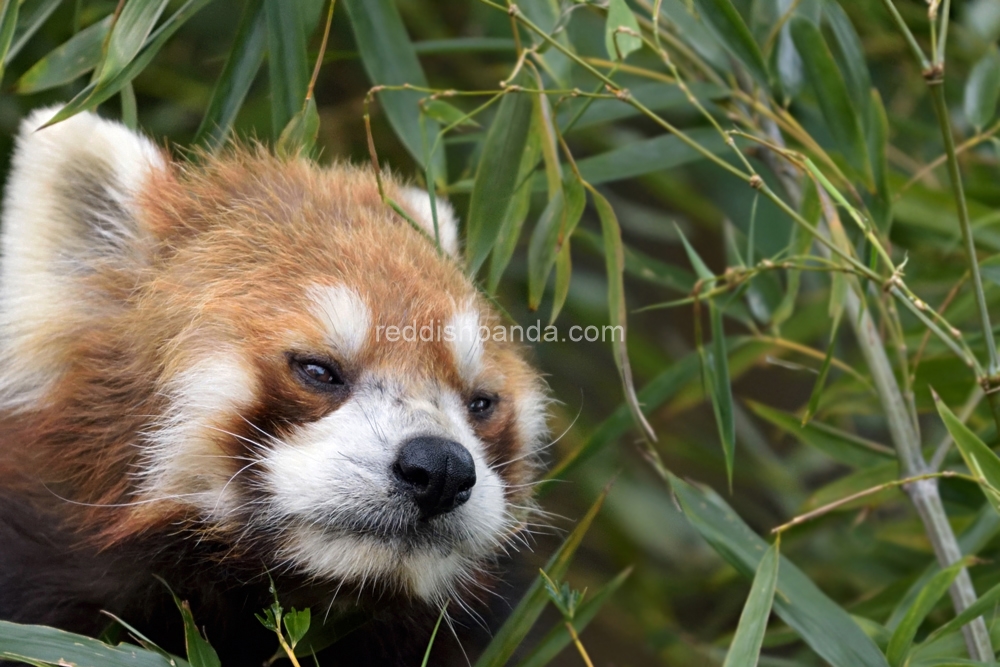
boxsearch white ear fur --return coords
[0,107,166,409]
[398,186,460,256]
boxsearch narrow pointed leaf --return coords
[344,0,444,177]
[15,15,111,94]
[709,303,736,486]
[692,0,769,86]
[866,88,893,233]
[575,128,729,185]
[474,485,610,667]
[669,474,890,667]
[605,0,641,60]
[823,1,870,113]
[528,177,585,310]
[265,0,310,136]
[921,580,1000,649]
[802,312,841,424]
[748,401,894,468]
[790,17,871,183]
[6,0,62,65]
[160,579,220,667]
[43,0,213,127]
[0,620,187,667]
[516,567,632,667]
[722,542,779,667]
[276,97,319,157]
[591,187,657,443]
[550,242,572,325]
[935,393,1000,515]
[421,99,479,128]
[676,224,715,282]
[466,89,533,275]
[964,47,1000,131]
[0,0,17,81]
[96,0,170,88]
[886,560,969,666]
[194,0,265,148]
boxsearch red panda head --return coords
[0,108,548,603]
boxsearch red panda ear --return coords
[397,186,460,256]
[0,107,167,409]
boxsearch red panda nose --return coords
[394,437,477,519]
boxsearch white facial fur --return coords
[308,284,372,358]
[447,307,484,385]
[263,379,510,601]
[0,107,165,410]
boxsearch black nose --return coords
[393,437,477,519]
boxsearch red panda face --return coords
[0,108,548,604]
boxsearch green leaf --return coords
[6,0,62,66]
[343,0,444,178]
[0,0,17,82]
[723,542,779,667]
[465,89,533,275]
[194,0,265,148]
[921,580,1000,649]
[935,392,1000,516]
[421,99,479,128]
[823,1,871,114]
[591,187,657,443]
[982,255,1000,287]
[964,47,1000,131]
[886,560,969,666]
[748,400,894,468]
[577,228,695,294]
[605,0,642,60]
[474,485,610,667]
[575,128,730,185]
[692,0,769,86]
[160,578,221,667]
[709,303,736,487]
[283,608,311,648]
[675,224,715,283]
[0,620,187,667]
[789,17,872,183]
[276,97,319,157]
[265,0,310,136]
[528,177,585,310]
[95,0,171,89]
[669,474,890,667]
[802,312,841,424]
[43,0,213,127]
[486,117,542,292]
[293,609,370,657]
[15,15,111,94]
[550,242,572,325]
[866,87,893,233]
[516,567,632,667]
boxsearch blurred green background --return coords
[5,0,1000,665]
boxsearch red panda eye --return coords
[290,356,345,390]
[468,395,495,416]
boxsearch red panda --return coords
[0,108,548,664]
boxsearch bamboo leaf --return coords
[515,567,632,667]
[692,0,769,86]
[265,0,310,136]
[474,485,610,667]
[789,17,872,183]
[15,15,111,94]
[466,89,533,275]
[421,99,479,128]
[160,579,220,667]
[590,186,657,443]
[669,474,890,667]
[886,560,970,666]
[935,392,1000,516]
[0,0,17,82]
[722,542,779,667]
[95,0,170,88]
[802,312,841,424]
[43,0,214,127]
[575,127,729,185]
[194,0,265,148]
[343,0,444,177]
[921,580,1000,649]
[528,177,585,311]
[550,242,572,325]
[605,0,641,60]
[964,47,1000,131]
[0,620,188,667]
[748,401,894,468]
[823,1,871,113]
[709,303,736,487]
[6,0,62,66]
[276,96,319,157]
[866,87,893,233]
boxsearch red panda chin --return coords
[0,107,549,659]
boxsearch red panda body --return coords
[0,109,547,664]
